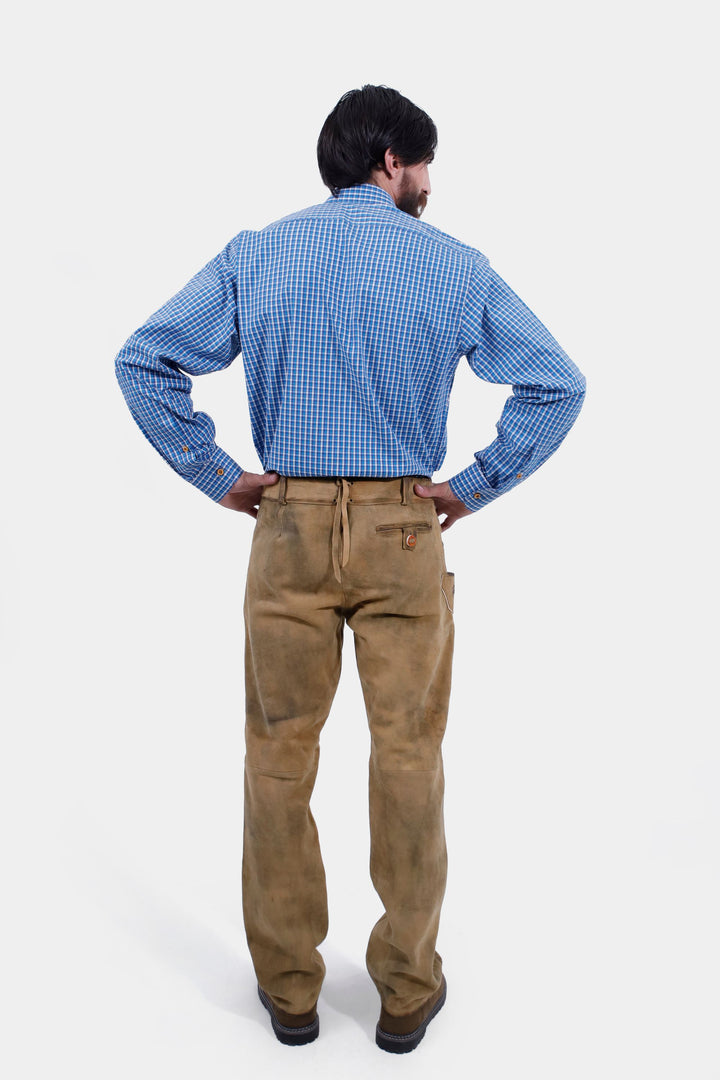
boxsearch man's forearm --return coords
[448,377,586,510]
[452,260,587,511]
[115,330,244,501]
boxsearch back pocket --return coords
[375,521,432,550]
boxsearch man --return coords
[115,83,586,1053]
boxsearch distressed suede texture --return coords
[241,475,455,1018]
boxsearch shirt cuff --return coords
[184,446,244,501]
[447,464,500,512]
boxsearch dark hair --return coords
[317,84,437,197]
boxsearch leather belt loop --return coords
[401,475,410,505]
[279,475,288,505]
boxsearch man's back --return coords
[116,178,584,508]
[237,182,484,479]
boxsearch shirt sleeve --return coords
[448,258,587,511]
[114,232,247,502]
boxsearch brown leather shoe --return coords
[257,984,319,1045]
[376,974,447,1053]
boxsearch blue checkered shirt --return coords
[115,182,586,510]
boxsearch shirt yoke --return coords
[237,195,491,280]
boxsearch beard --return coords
[395,175,428,218]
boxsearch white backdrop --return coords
[2,1,718,1077]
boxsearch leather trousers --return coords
[241,474,455,1017]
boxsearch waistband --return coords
[262,474,432,505]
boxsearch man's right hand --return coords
[414,479,473,532]
[218,470,280,518]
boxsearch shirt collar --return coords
[328,183,396,209]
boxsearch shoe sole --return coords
[375,976,447,1054]
[257,984,319,1045]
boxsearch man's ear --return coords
[382,147,403,178]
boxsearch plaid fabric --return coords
[115,182,586,508]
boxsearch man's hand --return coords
[218,470,280,518]
[414,479,473,532]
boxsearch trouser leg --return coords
[241,494,343,1015]
[345,490,455,1016]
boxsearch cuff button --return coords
[216,467,224,476]
[473,492,481,500]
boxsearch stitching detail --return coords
[378,1027,423,1042]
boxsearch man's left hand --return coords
[218,470,280,518]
